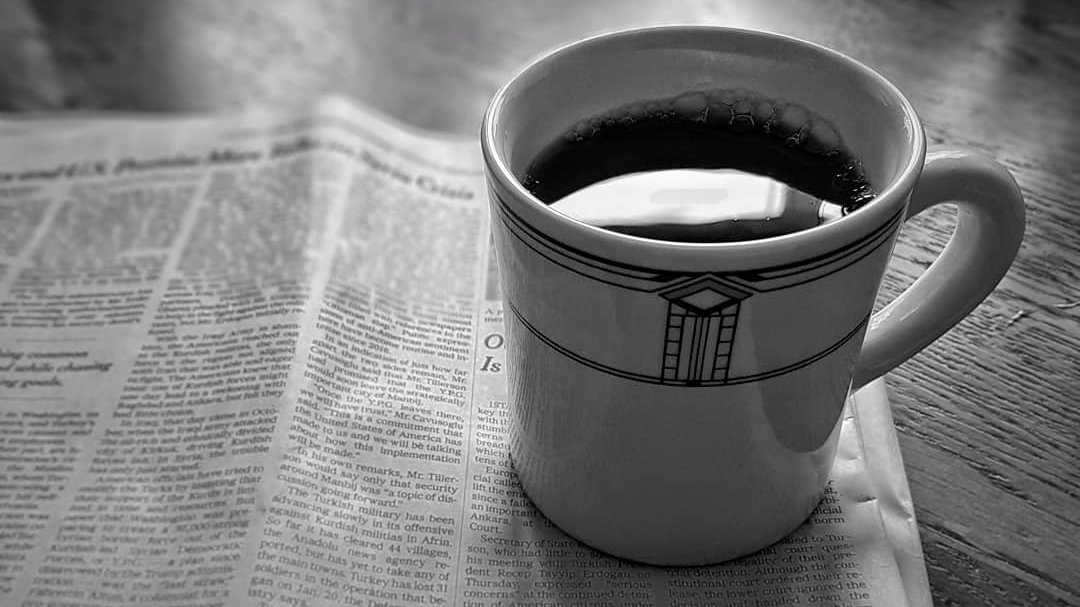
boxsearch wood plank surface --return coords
[2,0,1077,604]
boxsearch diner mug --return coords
[480,26,1025,565]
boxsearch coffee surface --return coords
[522,88,875,242]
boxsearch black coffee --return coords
[522,88,875,242]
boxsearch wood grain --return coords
[3,0,1078,604]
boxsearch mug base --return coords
[509,448,829,567]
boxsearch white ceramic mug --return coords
[481,26,1025,565]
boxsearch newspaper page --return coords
[0,97,929,607]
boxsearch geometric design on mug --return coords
[492,188,887,386]
[658,275,751,383]
[661,301,742,384]
[505,297,869,388]
[657,274,753,314]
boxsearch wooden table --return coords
[2,1,1077,605]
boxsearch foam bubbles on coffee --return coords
[522,87,875,242]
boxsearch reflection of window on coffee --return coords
[521,87,875,243]
[550,168,845,242]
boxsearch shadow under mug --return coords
[481,26,1025,565]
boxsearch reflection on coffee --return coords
[522,88,875,242]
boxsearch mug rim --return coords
[481,25,926,268]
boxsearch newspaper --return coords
[0,97,930,607]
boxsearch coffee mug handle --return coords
[851,149,1025,392]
